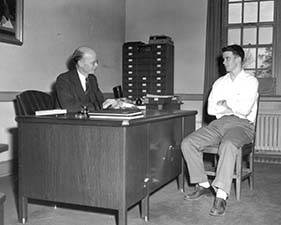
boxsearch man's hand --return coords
[217,100,227,107]
[102,99,118,109]
[216,100,232,113]
[102,98,136,109]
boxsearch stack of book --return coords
[88,108,144,120]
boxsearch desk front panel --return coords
[18,122,147,209]
[148,117,182,192]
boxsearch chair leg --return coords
[249,152,254,190]
[235,152,242,201]
[213,155,218,167]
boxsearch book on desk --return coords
[35,109,67,116]
[88,108,144,120]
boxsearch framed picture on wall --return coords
[0,0,23,45]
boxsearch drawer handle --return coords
[144,177,150,183]
[143,177,151,188]
[168,145,175,151]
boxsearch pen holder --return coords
[113,85,123,99]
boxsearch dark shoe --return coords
[209,197,226,216]
[184,185,213,200]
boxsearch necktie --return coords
[85,77,89,94]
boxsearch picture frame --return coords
[0,0,23,45]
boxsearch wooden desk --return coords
[16,109,197,225]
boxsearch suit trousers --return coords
[181,115,255,195]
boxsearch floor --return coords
[1,162,281,225]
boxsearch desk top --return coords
[16,109,197,127]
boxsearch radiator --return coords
[255,113,281,154]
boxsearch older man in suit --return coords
[56,46,106,112]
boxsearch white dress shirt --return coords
[208,69,259,123]
[77,70,87,92]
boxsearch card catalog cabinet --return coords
[122,41,174,100]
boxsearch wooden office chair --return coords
[204,97,260,200]
[16,90,54,116]
[15,91,57,210]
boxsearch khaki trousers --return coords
[181,115,255,195]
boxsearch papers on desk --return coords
[144,94,180,104]
[146,94,174,98]
[88,108,144,120]
[35,109,67,116]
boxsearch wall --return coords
[0,0,208,174]
[125,0,208,127]
[125,0,207,94]
[0,0,125,169]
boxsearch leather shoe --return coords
[209,197,226,216]
[184,185,213,200]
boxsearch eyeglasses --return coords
[92,59,99,65]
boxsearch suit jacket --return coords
[56,69,104,112]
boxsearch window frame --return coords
[221,0,281,95]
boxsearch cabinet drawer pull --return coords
[144,177,150,183]
[168,145,175,151]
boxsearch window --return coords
[222,0,281,95]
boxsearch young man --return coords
[181,44,259,216]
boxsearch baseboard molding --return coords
[0,160,14,177]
